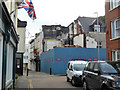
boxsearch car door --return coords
[86,63,95,89]
[83,63,93,89]
[91,63,101,89]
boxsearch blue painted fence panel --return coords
[40,47,106,75]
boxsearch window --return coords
[88,63,94,72]
[73,64,86,71]
[6,43,14,86]
[94,63,99,71]
[97,42,102,48]
[112,50,120,61]
[100,63,117,74]
[111,18,120,39]
[110,0,120,10]
[94,25,100,32]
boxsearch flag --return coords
[19,0,36,20]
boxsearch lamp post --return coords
[94,12,100,60]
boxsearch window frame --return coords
[111,18,120,39]
[110,0,120,10]
[112,50,120,61]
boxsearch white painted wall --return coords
[86,36,97,48]
[23,44,29,64]
[74,34,84,47]
[74,21,78,34]
[0,34,3,90]
[17,27,26,53]
[28,40,35,70]
[35,32,43,56]
[46,40,62,51]
[68,24,73,38]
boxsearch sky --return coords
[18,0,105,43]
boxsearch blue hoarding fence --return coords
[40,47,106,75]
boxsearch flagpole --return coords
[10,7,22,15]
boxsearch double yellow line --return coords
[28,79,34,90]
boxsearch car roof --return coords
[88,61,106,63]
[68,61,87,64]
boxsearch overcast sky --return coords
[18,0,105,43]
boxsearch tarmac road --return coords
[16,70,83,89]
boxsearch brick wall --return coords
[105,1,120,61]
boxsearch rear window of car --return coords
[73,64,86,71]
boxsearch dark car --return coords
[82,61,120,90]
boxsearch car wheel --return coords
[71,78,76,86]
[83,81,88,90]
[67,77,69,82]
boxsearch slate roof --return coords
[78,16,96,33]
[17,19,27,27]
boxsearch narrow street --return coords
[15,70,83,89]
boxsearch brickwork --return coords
[105,1,120,61]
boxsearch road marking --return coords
[28,79,34,90]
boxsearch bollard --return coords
[27,68,29,76]
[50,68,52,75]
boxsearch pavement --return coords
[15,70,83,89]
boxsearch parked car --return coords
[82,61,120,90]
[66,60,87,86]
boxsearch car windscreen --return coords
[100,63,120,74]
[73,64,86,71]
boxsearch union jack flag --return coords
[19,0,36,20]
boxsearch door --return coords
[16,53,23,75]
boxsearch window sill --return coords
[109,5,120,12]
[110,37,120,41]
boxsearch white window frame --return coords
[111,18,120,39]
[0,34,3,90]
[112,50,120,61]
[6,43,14,86]
[94,25,100,32]
[110,0,120,10]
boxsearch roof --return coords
[78,17,96,33]
[17,19,27,27]
[68,61,87,64]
